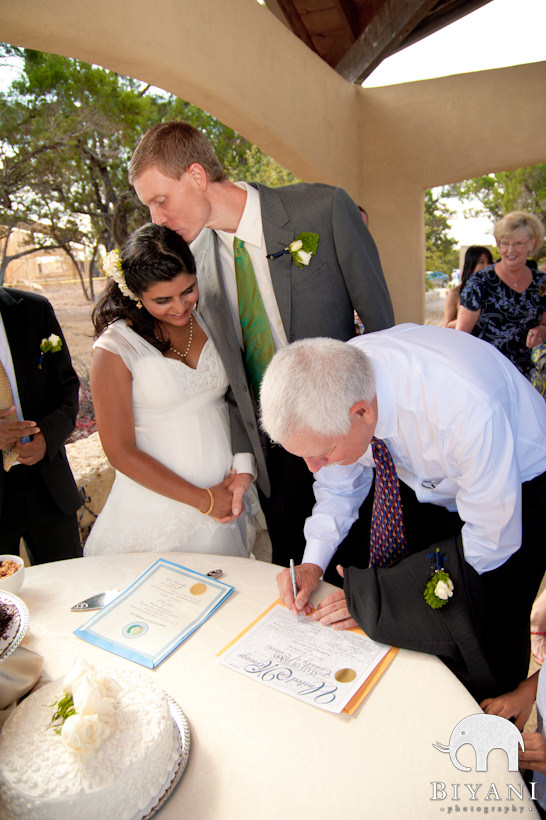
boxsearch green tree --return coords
[0,46,298,295]
[424,188,458,279]
[445,165,546,262]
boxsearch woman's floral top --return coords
[460,265,546,378]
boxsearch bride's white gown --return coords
[84,318,254,557]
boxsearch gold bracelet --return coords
[200,487,214,515]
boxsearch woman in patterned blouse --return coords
[456,211,546,383]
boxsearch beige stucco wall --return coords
[1,0,545,322]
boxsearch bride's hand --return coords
[206,474,238,522]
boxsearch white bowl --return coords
[0,554,24,594]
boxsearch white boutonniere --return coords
[103,249,138,301]
[267,232,319,268]
[423,548,454,609]
[38,333,62,369]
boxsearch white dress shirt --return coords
[216,182,288,352]
[214,182,289,478]
[303,324,546,575]
[0,313,24,420]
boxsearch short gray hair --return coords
[260,337,376,443]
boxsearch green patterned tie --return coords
[233,237,275,402]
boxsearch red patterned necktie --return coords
[369,436,407,568]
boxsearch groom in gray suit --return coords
[129,121,394,569]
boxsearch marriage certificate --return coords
[74,558,233,668]
[219,602,396,714]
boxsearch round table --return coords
[10,553,539,819]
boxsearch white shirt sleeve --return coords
[450,405,524,574]
[302,460,373,571]
[232,452,256,479]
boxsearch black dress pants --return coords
[0,465,82,564]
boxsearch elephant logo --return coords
[433,713,524,772]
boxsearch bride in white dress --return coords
[84,224,255,557]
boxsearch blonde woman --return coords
[456,212,546,382]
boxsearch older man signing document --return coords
[259,324,546,701]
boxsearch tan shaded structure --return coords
[1,0,545,321]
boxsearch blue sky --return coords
[364,0,545,88]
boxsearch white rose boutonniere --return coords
[267,232,319,268]
[423,548,454,610]
[38,333,63,369]
[434,578,454,600]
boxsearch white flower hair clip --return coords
[103,249,138,301]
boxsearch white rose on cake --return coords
[90,672,122,702]
[72,677,116,717]
[62,657,94,695]
[61,713,113,754]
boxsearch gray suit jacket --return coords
[193,182,394,495]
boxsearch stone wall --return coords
[66,432,113,543]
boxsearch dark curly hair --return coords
[93,224,197,351]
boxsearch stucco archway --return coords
[1,0,545,321]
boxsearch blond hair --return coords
[129,121,227,184]
[494,211,545,257]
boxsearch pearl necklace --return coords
[168,315,193,359]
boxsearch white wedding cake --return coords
[0,659,180,820]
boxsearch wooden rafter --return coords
[335,0,439,84]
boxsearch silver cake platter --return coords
[139,696,191,820]
[0,590,29,663]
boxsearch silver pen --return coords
[289,558,300,622]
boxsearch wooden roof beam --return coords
[335,0,438,84]
[270,0,317,50]
[331,0,359,39]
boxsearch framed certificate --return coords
[74,558,234,668]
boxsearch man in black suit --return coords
[0,287,82,563]
[129,120,394,570]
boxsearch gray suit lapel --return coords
[193,230,243,366]
[255,184,295,336]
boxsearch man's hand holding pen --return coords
[277,563,359,631]
[277,562,322,617]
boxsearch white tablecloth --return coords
[9,553,538,819]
